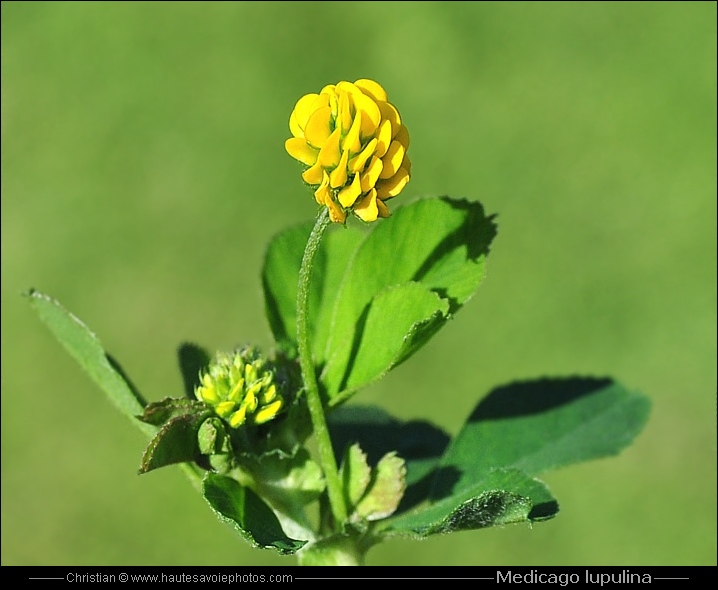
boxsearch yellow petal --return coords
[360,156,383,192]
[354,79,388,102]
[402,154,412,174]
[302,162,324,186]
[285,138,319,166]
[198,384,219,404]
[353,92,381,138]
[317,127,341,168]
[216,401,236,418]
[304,105,333,148]
[314,171,331,204]
[329,148,350,188]
[290,93,320,135]
[289,112,302,139]
[244,363,257,383]
[379,139,406,179]
[326,197,347,223]
[338,90,353,134]
[227,378,245,403]
[243,387,259,412]
[229,406,247,428]
[395,123,410,149]
[349,138,377,173]
[379,101,401,138]
[313,93,331,108]
[376,198,391,218]
[262,384,278,404]
[342,111,362,154]
[338,173,362,207]
[335,80,360,95]
[328,90,339,118]
[254,400,283,425]
[353,188,379,222]
[375,119,392,158]
[376,166,410,200]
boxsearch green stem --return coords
[298,535,365,566]
[296,208,348,527]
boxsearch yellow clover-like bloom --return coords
[195,347,285,429]
[285,79,411,224]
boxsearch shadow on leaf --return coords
[327,405,450,514]
[473,377,615,421]
[178,342,211,400]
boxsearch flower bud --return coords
[195,347,286,429]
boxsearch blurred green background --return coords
[2,1,715,566]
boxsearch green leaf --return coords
[25,289,154,437]
[332,283,449,399]
[197,416,232,456]
[138,397,208,426]
[340,443,372,510]
[248,448,326,509]
[139,412,207,474]
[373,377,649,538]
[202,472,307,554]
[328,405,450,515]
[262,221,365,357]
[262,197,496,405]
[430,377,652,500]
[379,469,557,537]
[355,452,406,522]
[242,449,324,542]
[322,197,495,402]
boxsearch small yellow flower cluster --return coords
[285,79,411,223]
[195,348,284,428]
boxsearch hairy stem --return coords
[296,208,348,527]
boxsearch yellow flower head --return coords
[285,79,411,224]
[195,347,285,429]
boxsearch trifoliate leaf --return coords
[262,197,497,406]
